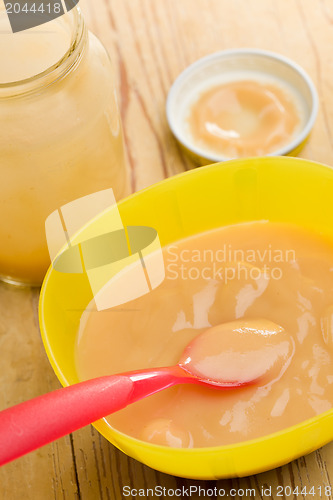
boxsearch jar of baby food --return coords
[0,5,129,286]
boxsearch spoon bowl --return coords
[180,319,294,386]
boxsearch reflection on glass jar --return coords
[0,6,129,286]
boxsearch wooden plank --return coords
[0,286,79,499]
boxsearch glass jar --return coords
[0,6,129,286]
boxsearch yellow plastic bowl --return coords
[40,156,333,479]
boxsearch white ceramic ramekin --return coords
[166,49,319,165]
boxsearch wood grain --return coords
[1,1,333,499]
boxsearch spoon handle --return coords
[0,367,186,467]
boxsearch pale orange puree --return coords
[75,222,333,448]
[187,80,300,158]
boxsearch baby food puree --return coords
[0,9,71,82]
[187,80,301,158]
[75,222,333,448]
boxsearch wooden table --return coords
[1,1,333,498]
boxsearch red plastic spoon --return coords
[0,319,292,466]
